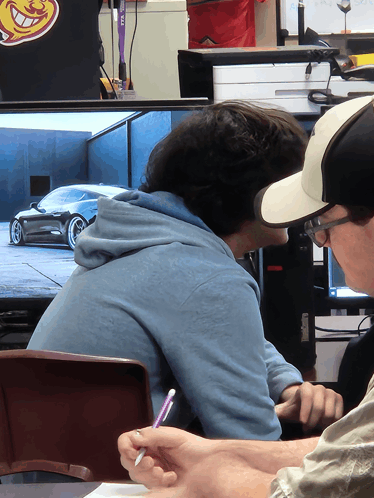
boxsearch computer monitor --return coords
[0,99,209,316]
[324,248,374,310]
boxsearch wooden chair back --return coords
[0,350,153,482]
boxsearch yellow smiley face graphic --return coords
[0,0,59,46]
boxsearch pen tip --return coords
[168,389,176,396]
[135,448,146,467]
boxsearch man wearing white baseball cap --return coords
[255,95,374,496]
[255,95,374,228]
[117,96,374,498]
[256,94,374,315]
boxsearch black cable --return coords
[357,314,373,336]
[128,0,138,91]
[315,315,373,335]
[101,65,118,99]
[308,90,330,105]
[306,51,343,105]
[305,62,312,79]
[326,70,332,91]
[298,1,305,45]
[315,325,369,334]
[308,90,350,105]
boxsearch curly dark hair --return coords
[140,100,307,236]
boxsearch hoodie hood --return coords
[74,190,234,269]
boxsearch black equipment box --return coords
[178,45,340,100]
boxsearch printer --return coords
[178,46,374,115]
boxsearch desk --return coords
[0,482,148,497]
[315,315,368,382]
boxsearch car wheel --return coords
[66,215,87,250]
[9,219,25,245]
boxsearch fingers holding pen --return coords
[129,426,188,453]
[118,430,145,463]
[118,424,205,489]
[128,454,178,488]
[118,429,178,488]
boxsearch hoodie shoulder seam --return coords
[178,268,259,309]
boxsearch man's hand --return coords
[118,425,320,495]
[118,426,216,489]
[275,382,344,433]
[119,427,276,498]
[143,462,275,498]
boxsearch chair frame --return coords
[0,350,153,482]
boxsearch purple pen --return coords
[135,389,176,466]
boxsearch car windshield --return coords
[63,190,89,204]
[38,189,71,209]
[37,186,125,211]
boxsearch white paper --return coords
[85,482,149,497]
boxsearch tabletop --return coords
[0,482,148,498]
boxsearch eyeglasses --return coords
[304,216,351,247]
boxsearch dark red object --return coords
[0,350,152,482]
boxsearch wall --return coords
[87,109,197,188]
[130,111,171,188]
[87,121,129,186]
[87,111,172,188]
[255,0,278,47]
[99,0,278,100]
[99,0,188,99]
[0,129,91,222]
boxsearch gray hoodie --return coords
[28,190,303,440]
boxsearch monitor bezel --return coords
[0,99,211,113]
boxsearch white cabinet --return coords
[213,62,331,114]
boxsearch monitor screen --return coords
[0,99,209,223]
[0,99,209,308]
[327,248,369,299]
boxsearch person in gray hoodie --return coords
[28,101,343,441]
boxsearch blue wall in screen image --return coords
[0,128,91,221]
[130,111,171,188]
[131,109,198,188]
[86,109,200,189]
[87,121,129,187]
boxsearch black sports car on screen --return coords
[9,184,128,250]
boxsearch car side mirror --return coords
[30,202,39,209]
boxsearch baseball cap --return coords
[255,96,374,227]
